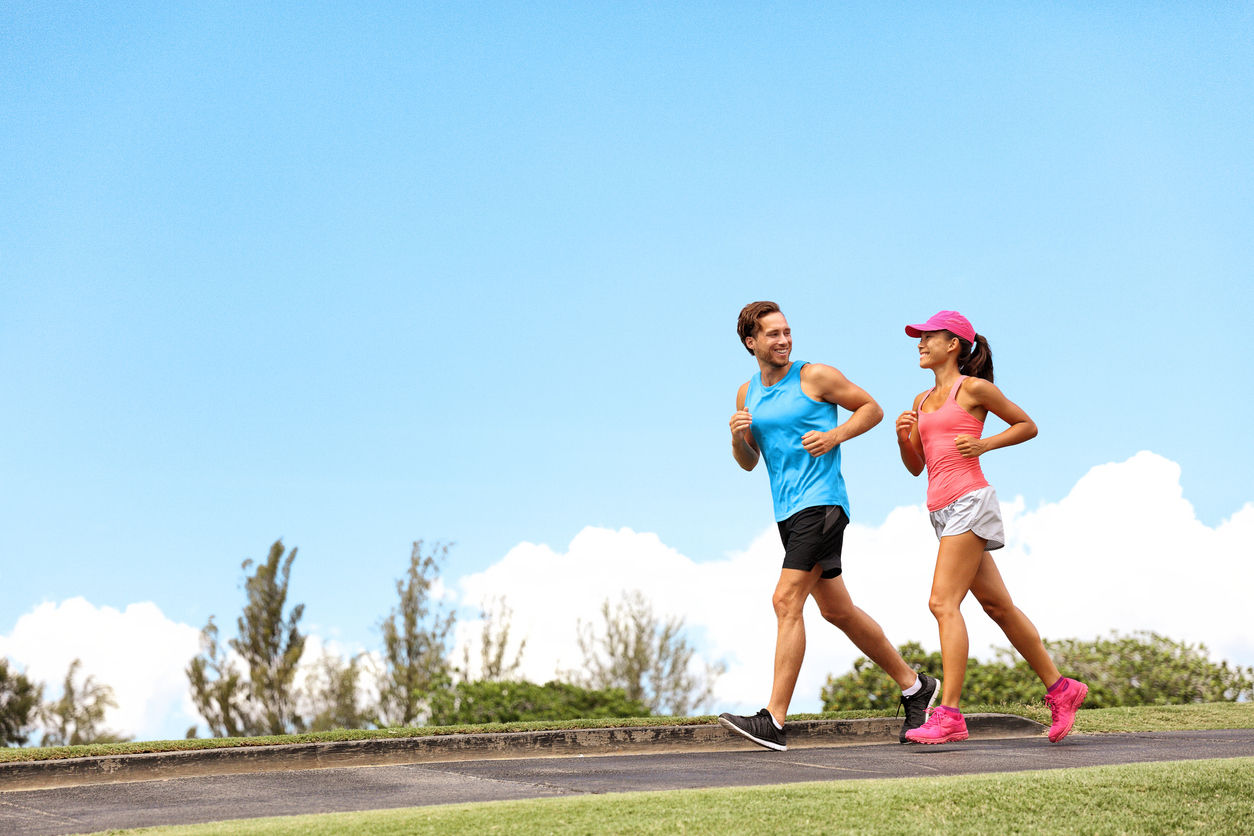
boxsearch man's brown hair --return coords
[736,301,781,354]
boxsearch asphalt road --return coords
[3,730,1253,836]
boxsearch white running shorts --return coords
[929,486,1005,551]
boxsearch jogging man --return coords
[717,301,937,750]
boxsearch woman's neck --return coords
[931,362,963,393]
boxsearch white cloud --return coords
[456,452,1254,715]
[0,598,202,742]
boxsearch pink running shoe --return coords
[904,705,969,744]
[1045,678,1088,743]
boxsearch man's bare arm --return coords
[798,363,884,457]
[730,381,760,471]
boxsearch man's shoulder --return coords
[799,362,845,381]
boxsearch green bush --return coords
[821,632,1254,711]
[430,680,650,725]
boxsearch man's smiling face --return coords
[748,311,792,369]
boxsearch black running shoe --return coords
[718,708,787,751]
[898,672,940,743]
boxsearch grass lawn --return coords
[87,757,1254,836]
[3,701,1251,764]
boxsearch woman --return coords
[895,310,1086,744]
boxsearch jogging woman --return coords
[894,310,1087,744]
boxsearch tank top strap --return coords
[945,375,968,402]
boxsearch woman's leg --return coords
[968,551,1062,686]
[929,531,988,708]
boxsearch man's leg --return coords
[766,567,822,725]
[810,575,917,690]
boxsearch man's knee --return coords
[772,588,807,621]
[817,600,856,629]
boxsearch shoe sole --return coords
[1048,682,1089,743]
[899,676,942,744]
[905,729,969,744]
[718,716,787,751]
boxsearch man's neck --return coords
[759,360,793,387]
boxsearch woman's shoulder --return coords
[959,376,1000,398]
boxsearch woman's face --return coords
[917,331,958,369]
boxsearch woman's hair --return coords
[737,301,781,354]
[948,331,994,382]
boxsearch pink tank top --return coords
[917,376,989,511]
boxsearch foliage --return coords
[463,595,526,682]
[38,658,132,746]
[187,539,308,736]
[821,632,1254,711]
[0,658,42,747]
[375,541,457,728]
[571,590,725,716]
[186,616,252,737]
[301,650,375,733]
[1048,632,1254,706]
[429,679,650,725]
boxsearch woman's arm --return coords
[954,378,1038,458]
[895,392,927,476]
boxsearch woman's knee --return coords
[927,594,962,621]
[980,598,1011,623]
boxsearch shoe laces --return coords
[1045,692,1064,724]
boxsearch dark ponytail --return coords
[954,332,994,382]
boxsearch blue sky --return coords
[3,3,1252,737]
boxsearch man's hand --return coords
[729,408,754,444]
[801,429,838,457]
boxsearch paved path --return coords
[3,730,1253,836]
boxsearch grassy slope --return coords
[95,757,1254,836]
[3,701,1251,763]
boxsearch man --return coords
[718,301,937,750]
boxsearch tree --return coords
[570,590,725,716]
[186,616,252,737]
[39,659,131,746]
[301,650,373,732]
[820,632,1254,711]
[375,541,457,727]
[462,595,527,683]
[1,659,42,747]
[430,680,650,725]
[187,539,308,736]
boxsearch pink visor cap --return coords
[905,311,975,343]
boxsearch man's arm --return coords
[798,363,884,457]
[730,381,760,471]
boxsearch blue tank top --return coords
[745,361,851,522]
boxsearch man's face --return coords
[747,312,792,368]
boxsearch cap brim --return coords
[904,324,928,337]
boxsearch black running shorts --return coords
[777,505,847,579]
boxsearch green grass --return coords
[89,757,1254,836]
[4,702,1251,764]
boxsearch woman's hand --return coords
[955,434,989,458]
[895,410,918,444]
